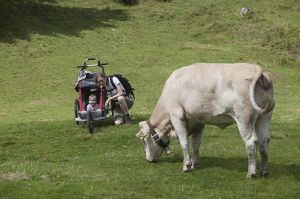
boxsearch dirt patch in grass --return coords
[0,171,29,181]
[29,99,49,106]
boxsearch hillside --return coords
[0,0,299,198]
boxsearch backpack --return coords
[108,74,135,99]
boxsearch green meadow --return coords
[0,0,299,198]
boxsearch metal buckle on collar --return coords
[146,120,170,149]
[151,133,160,143]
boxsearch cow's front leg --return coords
[170,111,192,172]
[177,131,192,172]
[191,125,205,169]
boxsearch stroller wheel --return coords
[87,110,94,134]
[74,99,80,125]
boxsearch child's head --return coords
[89,94,97,106]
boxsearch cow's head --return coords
[136,121,168,162]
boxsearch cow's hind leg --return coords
[236,117,258,178]
[256,111,272,177]
[170,109,192,172]
[191,124,205,169]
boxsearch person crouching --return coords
[96,72,134,125]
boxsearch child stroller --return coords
[74,58,109,134]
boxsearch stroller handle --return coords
[84,57,100,65]
[77,58,108,73]
[77,58,108,68]
[87,58,96,61]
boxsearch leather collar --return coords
[146,120,170,149]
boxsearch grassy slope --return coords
[0,0,299,198]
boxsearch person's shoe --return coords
[124,115,132,124]
[114,119,123,126]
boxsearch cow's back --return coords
[163,63,262,122]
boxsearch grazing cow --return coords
[136,63,275,178]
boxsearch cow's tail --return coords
[250,71,275,114]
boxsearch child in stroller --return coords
[74,58,109,134]
[87,94,98,111]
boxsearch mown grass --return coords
[0,0,299,198]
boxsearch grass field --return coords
[0,0,299,198]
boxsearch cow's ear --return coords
[139,121,150,133]
[136,121,150,139]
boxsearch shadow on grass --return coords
[0,0,129,43]
[162,154,300,180]
[0,115,300,181]
[90,113,148,133]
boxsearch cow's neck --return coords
[149,95,172,136]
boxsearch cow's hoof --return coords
[246,172,257,179]
[191,163,199,170]
[260,170,269,177]
[183,162,193,172]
